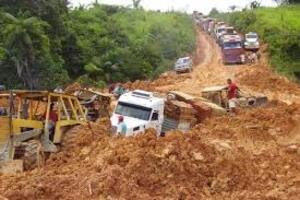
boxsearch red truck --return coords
[221,34,245,65]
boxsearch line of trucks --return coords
[193,11,260,65]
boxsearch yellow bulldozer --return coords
[0,90,89,173]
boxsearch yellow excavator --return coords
[0,90,88,174]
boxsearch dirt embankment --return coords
[1,29,300,200]
[1,102,299,200]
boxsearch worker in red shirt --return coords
[226,78,239,114]
[43,103,58,138]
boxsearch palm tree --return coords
[229,5,237,12]
[250,1,260,9]
[132,0,142,9]
[2,13,48,89]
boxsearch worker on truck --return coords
[226,79,239,114]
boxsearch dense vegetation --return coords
[0,1,196,89]
[211,5,300,80]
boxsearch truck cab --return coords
[244,32,259,50]
[111,90,165,136]
[218,26,236,46]
[222,35,245,64]
[208,20,216,35]
[215,25,227,41]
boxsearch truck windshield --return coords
[246,35,257,39]
[218,28,225,33]
[115,102,152,121]
[226,29,234,34]
[223,42,242,49]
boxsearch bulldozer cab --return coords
[74,89,112,121]
[202,86,228,109]
[6,91,86,143]
[0,90,87,173]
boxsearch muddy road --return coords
[1,29,300,200]
[155,29,300,105]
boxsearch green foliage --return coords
[0,12,69,89]
[209,8,220,16]
[0,0,69,89]
[212,5,300,80]
[66,6,196,84]
[0,2,196,89]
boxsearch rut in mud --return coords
[1,30,300,200]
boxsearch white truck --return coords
[110,90,196,137]
[174,57,193,73]
[111,90,165,136]
[244,32,260,50]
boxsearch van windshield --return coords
[115,102,152,121]
[177,58,189,64]
[223,42,242,49]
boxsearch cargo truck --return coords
[110,90,197,137]
[221,35,246,64]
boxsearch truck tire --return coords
[14,140,45,170]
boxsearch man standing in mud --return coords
[117,116,127,136]
[226,78,239,114]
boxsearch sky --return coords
[69,0,277,14]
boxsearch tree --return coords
[273,0,300,4]
[209,8,219,16]
[229,5,237,12]
[1,13,68,89]
[132,0,142,9]
[250,1,260,9]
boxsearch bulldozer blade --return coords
[0,160,23,174]
[255,96,268,107]
[41,133,58,153]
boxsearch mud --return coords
[1,29,300,200]
[1,102,299,199]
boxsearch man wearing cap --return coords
[117,116,127,136]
